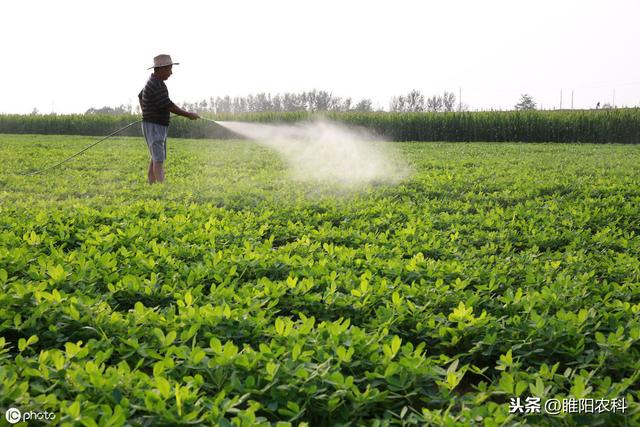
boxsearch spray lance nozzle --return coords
[199,117,218,125]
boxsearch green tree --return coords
[515,94,536,111]
[391,90,425,112]
[353,98,373,112]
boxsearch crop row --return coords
[0,136,639,425]
[1,109,639,143]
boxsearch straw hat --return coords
[148,54,180,70]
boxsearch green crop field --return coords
[1,134,639,426]
[2,109,640,143]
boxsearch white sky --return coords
[2,0,639,114]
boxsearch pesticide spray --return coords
[213,119,409,187]
[22,117,409,186]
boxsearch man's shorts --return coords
[142,122,169,162]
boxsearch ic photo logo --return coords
[5,408,21,424]
[5,407,56,424]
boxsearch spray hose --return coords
[20,115,219,176]
[21,119,143,176]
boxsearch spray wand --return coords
[199,116,219,125]
[21,119,142,176]
[21,115,220,176]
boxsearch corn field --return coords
[1,109,638,143]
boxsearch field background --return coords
[1,109,640,143]
[1,134,639,426]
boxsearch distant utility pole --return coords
[559,89,563,110]
[612,89,616,107]
[571,90,574,109]
[459,87,462,112]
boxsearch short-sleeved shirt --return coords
[138,74,174,126]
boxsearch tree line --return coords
[84,89,470,115]
[56,91,629,116]
[390,90,466,112]
[164,91,375,114]
[178,89,468,114]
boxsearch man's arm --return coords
[169,103,199,120]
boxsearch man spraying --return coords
[139,54,199,184]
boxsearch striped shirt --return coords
[138,74,174,126]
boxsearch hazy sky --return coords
[3,0,639,114]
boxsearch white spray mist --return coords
[216,119,408,186]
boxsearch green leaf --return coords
[496,349,513,371]
[292,343,302,361]
[336,346,354,362]
[529,377,546,397]
[222,304,231,318]
[446,371,461,390]
[134,301,145,316]
[68,305,80,321]
[286,276,298,288]
[191,348,206,364]
[384,362,399,378]
[392,291,402,306]
[391,335,402,356]
[266,362,279,379]
[107,406,126,425]
[275,318,285,335]
[80,418,98,427]
[13,314,21,328]
[68,400,81,419]
[175,385,183,417]
[165,330,177,347]
[48,264,66,282]
[360,279,369,294]
[18,335,38,352]
[153,328,165,344]
[156,376,171,399]
[210,337,222,353]
[570,375,592,399]
[449,301,473,323]
[498,372,514,394]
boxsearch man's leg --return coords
[148,160,156,184]
[152,161,165,183]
